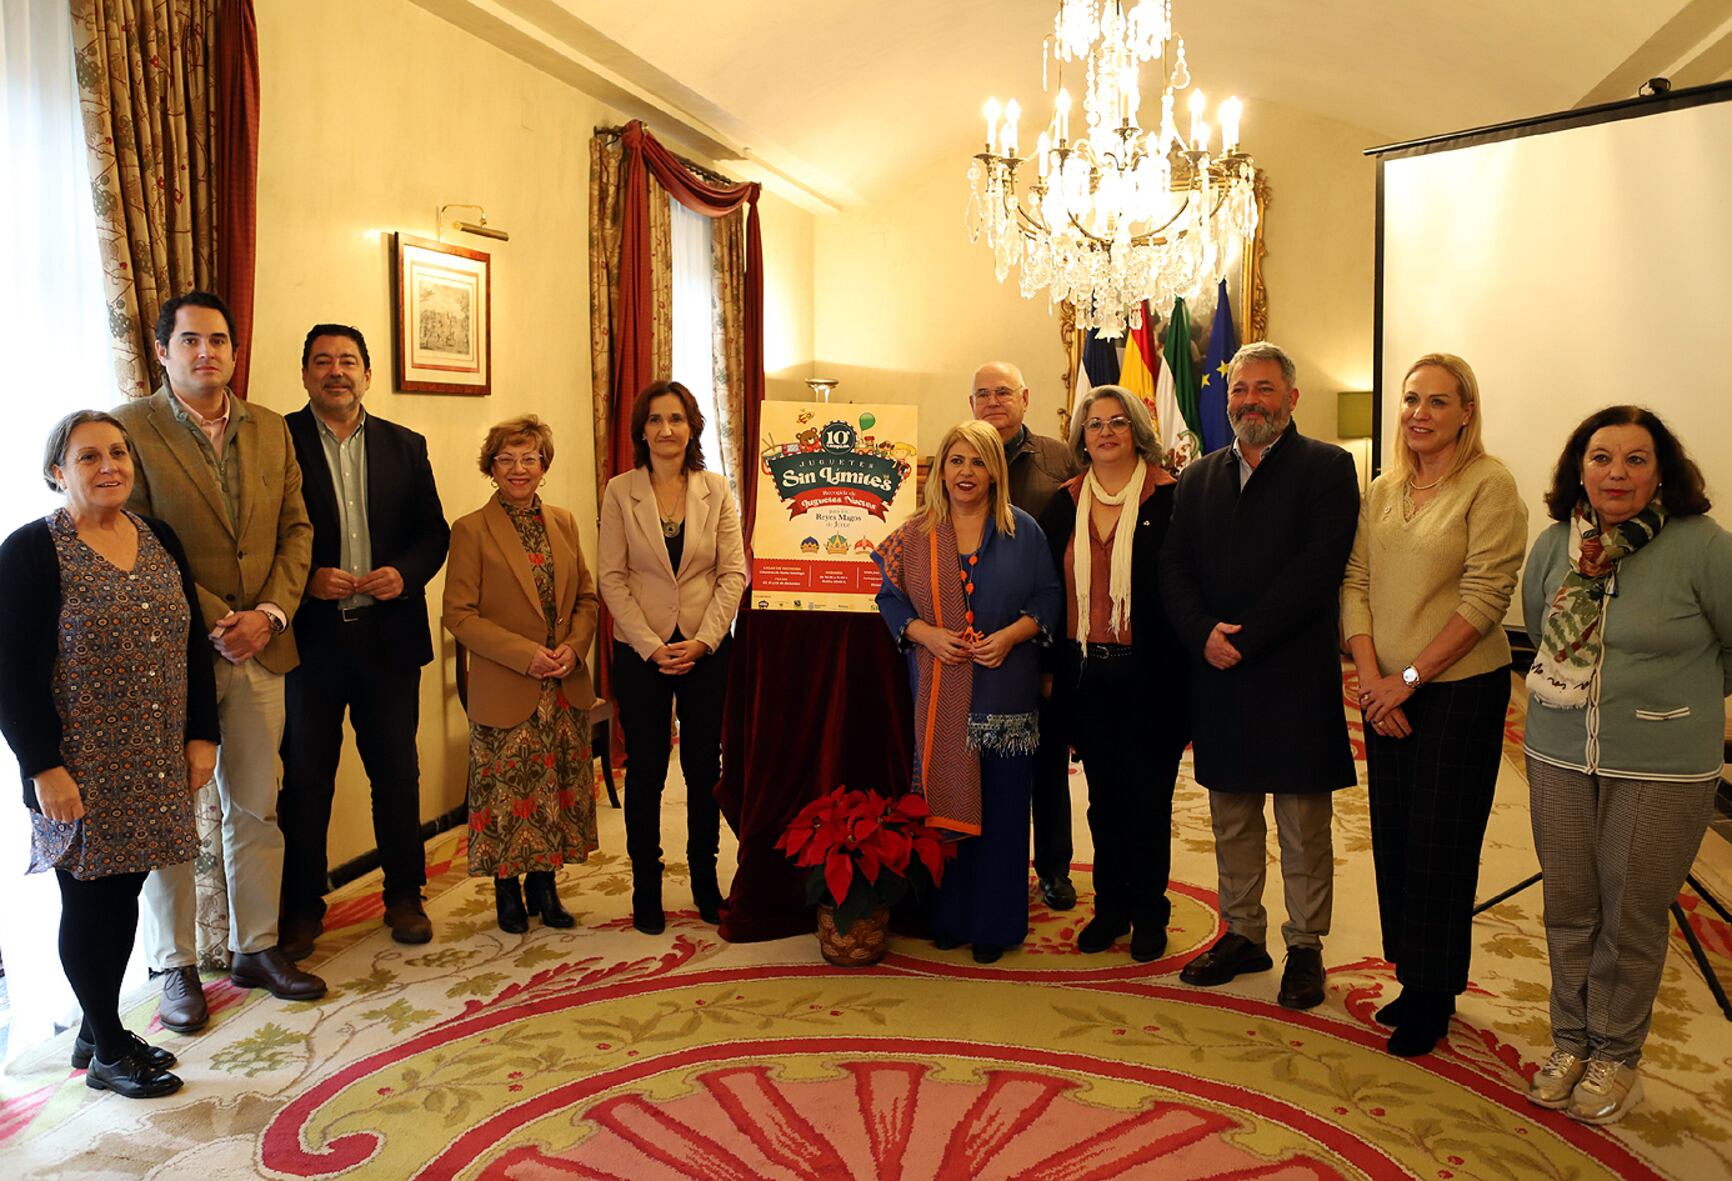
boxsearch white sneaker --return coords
[1567,1058,1643,1125]
[1526,1047,1586,1109]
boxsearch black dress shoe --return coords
[495,877,529,934]
[1386,989,1454,1056]
[73,1029,176,1072]
[632,908,667,935]
[155,966,208,1034]
[1130,923,1168,964]
[1076,913,1131,954]
[86,1048,183,1099]
[1179,933,1274,986]
[524,871,575,928]
[971,943,1003,964]
[1039,875,1078,911]
[1375,988,1452,1028]
[932,936,964,951]
[1276,946,1326,1010]
[277,914,323,962]
[231,948,328,1000]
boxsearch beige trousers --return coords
[142,658,286,966]
[1207,790,1334,950]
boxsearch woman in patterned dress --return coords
[0,411,217,1099]
[443,416,600,933]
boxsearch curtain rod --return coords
[594,123,739,188]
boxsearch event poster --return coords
[750,402,919,612]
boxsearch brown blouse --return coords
[1062,468,1161,645]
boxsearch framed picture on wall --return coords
[392,233,491,395]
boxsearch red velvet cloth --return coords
[214,0,259,400]
[715,607,914,942]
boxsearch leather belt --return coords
[338,605,373,623]
[1073,640,1132,660]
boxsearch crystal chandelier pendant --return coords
[966,0,1256,338]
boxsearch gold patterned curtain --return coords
[73,0,222,402]
[588,131,672,506]
[710,208,749,501]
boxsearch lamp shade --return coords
[1337,391,1373,440]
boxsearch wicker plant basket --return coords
[815,904,891,967]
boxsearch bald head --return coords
[970,361,1030,442]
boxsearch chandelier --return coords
[965,0,1258,338]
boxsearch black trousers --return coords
[280,612,427,919]
[1030,692,1074,880]
[56,869,147,1060]
[613,635,730,881]
[1071,650,1180,926]
[1366,665,1510,994]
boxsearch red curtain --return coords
[214,0,260,399]
[610,120,766,544]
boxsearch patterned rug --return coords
[4,667,1731,1179]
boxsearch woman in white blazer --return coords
[598,380,747,933]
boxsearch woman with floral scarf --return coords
[1522,405,1732,1126]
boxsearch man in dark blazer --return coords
[1160,341,1360,1011]
[971,360,1081,911]
[279,324,449,958]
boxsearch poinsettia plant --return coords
[776,786,958,932]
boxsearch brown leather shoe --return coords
[278,914,323,961]
[155,966,208,1034]
[383,897,433,944]
[230,947,327,1000]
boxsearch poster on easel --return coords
[750,402,919,612]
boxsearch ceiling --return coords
[416,0,1732,211]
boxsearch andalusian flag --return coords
[1164,297,1199,438]
[1197,278,1239,452]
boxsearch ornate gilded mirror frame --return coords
[1056,169,1270,439]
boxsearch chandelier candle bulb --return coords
[1220,97,1242,153]
[984,97,1001,149]
[1004,99,1021,154]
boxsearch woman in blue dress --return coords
[874,420,1059,962]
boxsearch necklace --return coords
[1407,474,1445,491]
[956,550,984,642]
[652,472,686,536]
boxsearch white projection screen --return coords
[1373,83,1732,626]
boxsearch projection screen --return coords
[1372,82,1732,624]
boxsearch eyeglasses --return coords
[974,386,1020,402]
[1083,416,1133,435]
[493,453,544,471]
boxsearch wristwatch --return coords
[1401,664,1421,688]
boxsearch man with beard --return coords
[1159,341,1360,1010]
[278,324,449,958]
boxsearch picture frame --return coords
[392,233,491,395]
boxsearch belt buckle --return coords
[338,605,367,623]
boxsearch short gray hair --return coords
[43,410,132,491]
[1068,385,1162,467]
[1227,341,1296,389]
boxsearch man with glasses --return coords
[1159,341,1360,1010]
[970,361,1080,911]
[279,324,449,960]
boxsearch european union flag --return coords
[1198,278,1239,453]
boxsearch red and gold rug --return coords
[4,668,1730,1178]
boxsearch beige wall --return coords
[253,0,815,871]
[811,103,1389,457]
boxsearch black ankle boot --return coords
[494,877,528,934]
[524,871,574,928]
[632,865,665,935]
[690,861,724,925]
[1387,989,1454,1057]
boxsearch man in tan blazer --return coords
[113,291,323,1033]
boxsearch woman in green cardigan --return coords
[1522,405,1732,1125]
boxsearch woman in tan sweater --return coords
[1340,353,1527,1058]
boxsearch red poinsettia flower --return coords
[779,784,959,928]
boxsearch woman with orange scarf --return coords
[873,420,1059,963]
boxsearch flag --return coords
[1118,304,1159,418]
[1071,327,1121,412]
[1164,297,1199,441]
[1197,278,1239,452]
[1153,339,1183,454]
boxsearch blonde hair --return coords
[924,420,1016,536]
[1390,353,1486,485]
[477,415,555,475]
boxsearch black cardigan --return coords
[0,513,220,810]
[1038,474,1190,761]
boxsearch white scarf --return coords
[1073,458,1145,642]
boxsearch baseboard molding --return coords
[326,803,467,893]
